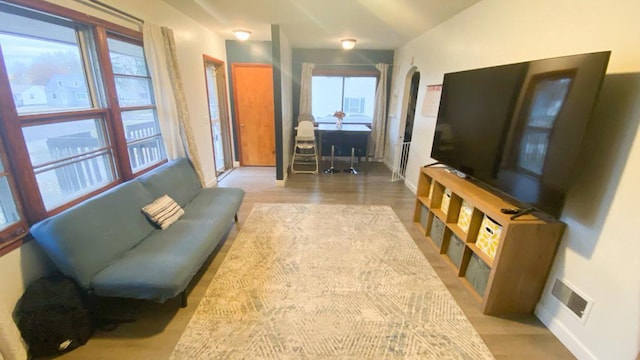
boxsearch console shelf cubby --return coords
[413,166,566,315]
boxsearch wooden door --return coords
[232,64,275,166]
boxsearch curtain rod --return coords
[85,0,144,24]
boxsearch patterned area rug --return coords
[171,204,494,359]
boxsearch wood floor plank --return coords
[58,164,574,359]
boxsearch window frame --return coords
[0,0,167,255]
[311,69,379,125]
[0,135,28,253]
[105,32,165,176]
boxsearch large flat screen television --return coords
[431,51,611,218]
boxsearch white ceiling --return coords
[161,0,481,50]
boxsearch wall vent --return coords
[551,278,592,322]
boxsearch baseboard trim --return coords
[383,158,393,171]
[535,304,596,360]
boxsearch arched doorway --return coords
[393,67,420,181]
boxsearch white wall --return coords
[389,0,640,358]
[0,0,227,357]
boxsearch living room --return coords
[0,0,638,359]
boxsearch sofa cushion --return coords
[90,218,229,302]
[136,158,201,207]
[90,187,244,302]
[180,187,245,224]
[30,181,157,288]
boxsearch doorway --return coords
[203,55,233,179]
[391,68,420,181]
[401,70,420,173]
[231,64,276,166]
[404,71,420,142]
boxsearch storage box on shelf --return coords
[413,166,565,315]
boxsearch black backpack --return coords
[16,273,94,358]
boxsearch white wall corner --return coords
[276,173,288,187]
[205,177,217,188]
[535,303,597,360]
[404,179,417,195]
[233,161,240,168]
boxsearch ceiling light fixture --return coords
[233,30,252,41]
[341,38,357,50]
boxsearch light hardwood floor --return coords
[59,163,575,359]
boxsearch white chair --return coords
[298,113,315,124]
[291,120,318,174]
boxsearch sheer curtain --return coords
[143,23,205,186]
[371,63,389,160]
[299,63,315,121]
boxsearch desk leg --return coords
[366,137,370,164]
[317,130,322,162]
[344,147,359,174]
[324,145,340,173]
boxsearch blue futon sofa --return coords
[30,158,244,306]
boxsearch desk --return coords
[317,124,371,173]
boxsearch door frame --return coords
[398,66,420,143]
[231,63,274,166]
[203,55,233,177]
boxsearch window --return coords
[311,75,376,124]
[0,142,26,240]
[0,176,20,232]
[0,1,167,251]
[22,119,114,210]
[0,6,115,212]
[107,37,165,173]
[344,97,365,113]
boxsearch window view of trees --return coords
[0,15,91,114]
[0,9,113,212]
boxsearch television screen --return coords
[431,51,611,218]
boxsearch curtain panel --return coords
[299,63,315,121]
[371,63,389,160]
[143,23,205,186]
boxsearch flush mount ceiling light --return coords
[341,38,357,50]
[233,29,252,41]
